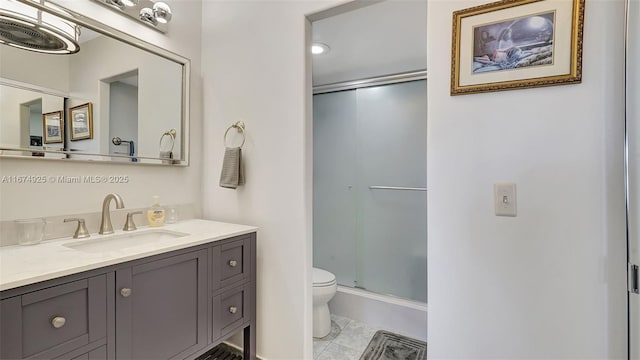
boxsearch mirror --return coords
[0,0,189,165]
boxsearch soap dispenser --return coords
[147,195,165,227]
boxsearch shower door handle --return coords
[369,186,427,191]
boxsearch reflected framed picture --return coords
[69,102,93,141]
[451,0,585,95]
[30,135,42,146]
[42,111,63,144]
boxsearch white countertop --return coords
[0,219,258,292]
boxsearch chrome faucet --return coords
[99,193,125,235]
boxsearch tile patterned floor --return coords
[313,315,380,360]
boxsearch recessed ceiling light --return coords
[312,42,330,55]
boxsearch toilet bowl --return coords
[312,267,337,338]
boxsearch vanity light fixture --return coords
[312,42,330,55]
[152,2,171,24]
[92,0,171,32]
[121,0,139,7]
[0,0,80,54]
[105,0,140,10]
[105,0,126,10]
[138,7,156,25]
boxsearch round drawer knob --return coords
[51,316,66,329]
[228,260,238,268]
[229,306,237,314]
[120,287,132,297]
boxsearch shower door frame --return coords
[313,70,427,95]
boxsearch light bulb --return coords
[139,7,156,25]
[153,2,171,24]
[311,43,330,55]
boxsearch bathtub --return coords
[328,285,427,341]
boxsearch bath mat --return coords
[360,330,426,360]
[196,343,243,360]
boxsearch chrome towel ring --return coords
[224,121,246,148]
[159,129,176,153]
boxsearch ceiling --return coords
[81,1,427,87]
[311,0,427,86]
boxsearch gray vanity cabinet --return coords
[115,249,208,360]
[0,232,257,360]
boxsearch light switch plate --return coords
[494,183,517,217]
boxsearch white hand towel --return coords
[219,147,245,189]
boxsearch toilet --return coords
[312,267,337,338]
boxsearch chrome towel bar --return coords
[369,186,427,191]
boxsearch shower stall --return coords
[313,74,427,339]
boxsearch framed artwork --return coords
[451,0,585,95]
[43,111,63,144]
[69,102,93,141]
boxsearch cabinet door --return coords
[115,250,207,360]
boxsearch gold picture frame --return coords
[69,102,93,141]
[451,0,585,95]
[43,110,63,144]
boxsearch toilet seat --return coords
[314,279,336,287]
[313,267,336,287]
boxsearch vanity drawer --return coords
[212,237,250,290]
[212,283,250,340]
[0,275,107,360]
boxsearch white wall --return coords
[0,0,202,221]
[427,0,627,358]
[200,1,348,358]
[0,45,70,92]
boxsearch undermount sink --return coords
[64,229,189,253]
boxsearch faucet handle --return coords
[64,218,90,239]
[123,211,143,231]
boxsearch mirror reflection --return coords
[0,0,188,165]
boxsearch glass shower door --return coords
[313,90,358,287]
[313,80,427,303]
[356,81,427,302]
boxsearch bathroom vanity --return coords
[0,219,257,360]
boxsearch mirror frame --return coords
[0,0,191,166]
